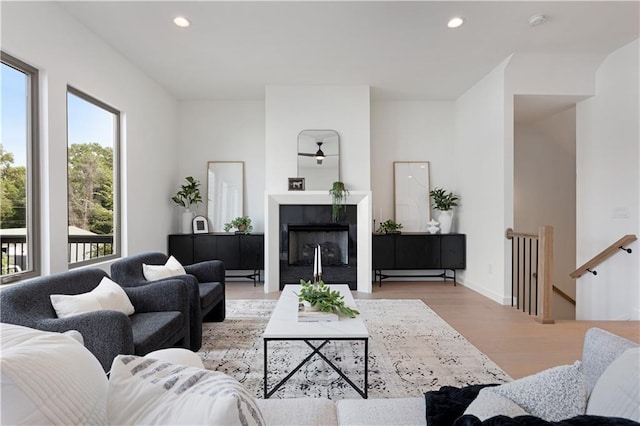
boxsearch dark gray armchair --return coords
[0,268,190,372]
[110,252,225,351]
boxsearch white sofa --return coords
[1,323,638,425]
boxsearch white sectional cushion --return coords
[336,397,426,426]
[108,355,265,426]
[144,348,204,368]
[463,387,529,420]
[487,361,587,422]
[142,255,186,281]
[50,276,134,318]
[0,323,108,425]
[587,347,640,422]
[257,398,338,426]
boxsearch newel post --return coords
[537,225,555,324]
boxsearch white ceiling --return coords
[59,1,639,101]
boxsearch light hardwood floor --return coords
[226,280,640,379]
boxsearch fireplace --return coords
[280,205,357,289]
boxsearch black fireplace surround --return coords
[280,204,357,290]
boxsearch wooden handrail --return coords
[553,285,576,306]
[570,234,637,278]
[505,228,538,239]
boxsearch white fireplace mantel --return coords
[264,191,373,293]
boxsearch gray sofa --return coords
[0,268,190,372]
[111,252,226,351]
[256,327,639,425]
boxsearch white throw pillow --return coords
[142,255,186,281]
[463,387,529,420]
[108,355,265,426]
[587,347,640,422]
[50,276,135,318]
[487,361,587,422]
[1,323,108,425]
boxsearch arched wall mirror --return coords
[297,130,340,190]
[207,161,244,232]
[394,161,431,232]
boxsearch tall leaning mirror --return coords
[394,161,430,232]
[297,130,339,190]
[207,161,244,232]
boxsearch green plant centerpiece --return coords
[376,219,403,234]
[172,176,202,211]
[223,216,253,234]
[296,280,360,318]
[429,187,459,212]
[329,181,349,222]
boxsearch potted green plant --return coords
[376,219,403,234]
[329,181,349,222]
[224,216,253,234]
[172,176,202,234]
[429,187,459,234]
[296,280,360,318]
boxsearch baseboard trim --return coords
[457,277,510,305]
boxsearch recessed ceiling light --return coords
[528,14,547,27]
[447,17,465,29]
[173,16,190,28]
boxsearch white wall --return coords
[264,86,371,192]
[514,108,576,319]
[576,39,640,320]
[1,2,179,274]
[370,101,455,226]
[454,58,511,303]
[177,101,265,231]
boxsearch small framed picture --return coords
[192,215,209,234]
[288,177,305,191]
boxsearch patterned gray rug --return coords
[199,299,510,400]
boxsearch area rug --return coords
[199,299,511,399]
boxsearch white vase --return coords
[181,210,195,234]
[438,210,453,234]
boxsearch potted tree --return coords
[429,187,458,234]
[224,216,253,234]
[172,176,202,234]
[329,181,349,222]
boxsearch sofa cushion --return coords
[1,323,108,425]
[199,281,224,309]
[257,397,337,426]
[586,347,640,422]
[337,397,426,425]
[130,311,184,355]
[142,255,186,281]
[487,361,587,422]
[582,327,639,394]
[108,355,265,425]
[50,276,135,318]
[463,388,529,420]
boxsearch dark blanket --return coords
[453,415,639,426]
[425,385,639,426]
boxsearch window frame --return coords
[66,86,121,268]
[1,52,40,284]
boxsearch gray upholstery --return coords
[582,327,638,393]
[110,252,226,351]
[0,268,190,372]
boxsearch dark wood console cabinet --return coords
[372,233,466,286]
[168,233,264,285]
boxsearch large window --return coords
[67,87,120,266]
[1,53,39,283]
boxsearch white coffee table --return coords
[262,284,369,398]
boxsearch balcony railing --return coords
[1,234,113,275]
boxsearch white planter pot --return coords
[181,210,195,234]
[438,210,453,234]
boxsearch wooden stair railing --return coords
[570,234,637,278]
[553,285,576,306]
[506,226,554,324]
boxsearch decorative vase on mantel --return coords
[181,209,195,234]
[437,210,453,234]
